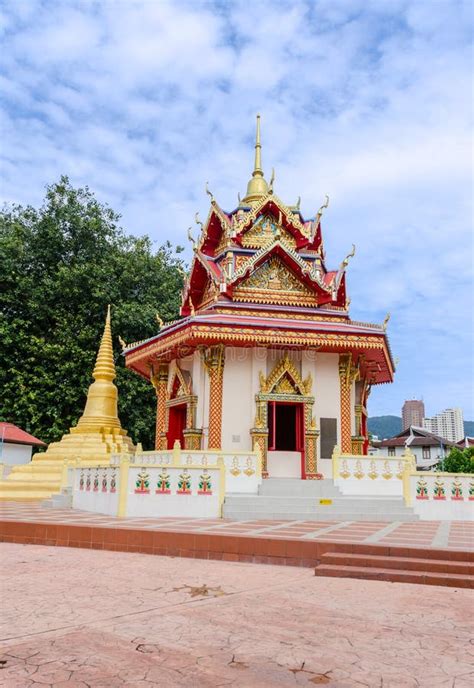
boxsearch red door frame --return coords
[167,403,187,449]
[268,401,306,479]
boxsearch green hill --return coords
[367,416,402,439]
[464,420,474,436]
[368,416,474,440]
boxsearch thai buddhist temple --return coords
[124,116,394,480]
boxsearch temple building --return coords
[124,116,394,480]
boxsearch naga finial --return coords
[189,296,195,317]
[237,192,241,205]
[195,212,204,231]
[269,167,275,193]
[296,196,301,211]
[316,194,329,221]
[155,312,164,330]
[118,335,127,352]
[383,312,391,331]
[187,226,196,251]
[205,181,214,203]
[341,244,356,270]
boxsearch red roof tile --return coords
[0,423,46,446]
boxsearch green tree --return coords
[438,447,474,473]
[0,177,185,449]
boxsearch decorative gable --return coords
[233,256,318,307]
[240,213,296,249]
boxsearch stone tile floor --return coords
[0,502,473,550]
[1,543,473,687]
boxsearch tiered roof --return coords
[124,116,394,386]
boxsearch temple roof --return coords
[0,422,46,446]
[124,116,394,387]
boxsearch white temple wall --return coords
[311,352,341,477]
[221,348,254,451]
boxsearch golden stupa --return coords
[0,307,134,501]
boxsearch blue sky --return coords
[1,0,473,419]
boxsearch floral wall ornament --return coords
[339,459,350,479]
[156,469,171,494]
[85,470,91,492]
[416,478,429,500]
[79,470,85,491]
[451,479,463,501]
[244,457,255,476]
[469,481,474,501]
[110,470,116,493]
[368,460,378,480]
[354,460,364,480]
[433,478,446,500]
[177,469,192,494]
[93,470,100,492]
[101,470,108,493]
[396,460,404,480]
[198,470,213,495]
[135,469,150,494]
[230,457,241,476]
[382,460,393,480]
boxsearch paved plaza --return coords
[1,502,473,550]
[1,542,473,687]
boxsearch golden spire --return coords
[244,114,269,203]
[74,305,122,431]
[91,304,116,382]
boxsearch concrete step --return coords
[259,479,342,498]
[226,495,407,506]
[322,552,474,576]
[314,564,473,588]
[222,510,418,522]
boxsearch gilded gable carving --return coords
[241,214,296,249]
[259,354,313,396]
[233,256,318,307]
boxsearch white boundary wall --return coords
[410,472,474,521]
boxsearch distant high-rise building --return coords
[402,399,425,430]
[423,408,464,443]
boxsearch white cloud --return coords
[1,0,472,418]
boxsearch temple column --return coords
[201,345,225,450]
[304,400,320,479]
[183,397,202,450]
[338,354,358,454]
[251,397,269,478]
[151,363,169,450]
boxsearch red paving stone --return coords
[0,502,472,557]
[0,543,473,687]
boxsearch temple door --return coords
[167,405,186,449]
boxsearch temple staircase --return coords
[314,549,474,587]
[223,478,418,521]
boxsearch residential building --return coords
[0,423,46,466]
[402,399,425,430]
[423,408,464,443]
[379,426,454,469]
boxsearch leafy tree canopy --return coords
[438,446,474,474]
[0,177,185,449]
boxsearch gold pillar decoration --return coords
[151,363,169,450]
[251,398,269,477]
[201,344,225,450]
[351,403,364,455]
[304,400,320,479]
[339,354,359,454]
